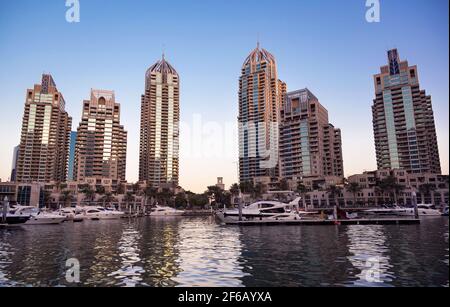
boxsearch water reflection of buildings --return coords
[140,218,182,286]
[174,218,246,287]
[108,221,145,287]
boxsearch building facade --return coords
[280,89,344,181]
[15,74,72,183]
[10,145,20,182]
[67,131,77,181]
[139,55,180,187]
[372,49,441,174]
[74,90,127,181]
[238,44,286,185]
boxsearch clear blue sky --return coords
[0,0,448,193]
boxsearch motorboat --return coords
[149,206,185,217]
[442,207,449,217]
[11,206,66,225]
[397,204,443,217]
[81,206,125,220]
[58,207,84,222]
[222,200,301,221]
[363,205,410,216]
[1,213,30,225]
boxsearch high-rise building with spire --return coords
[372,49,441,174]
[74,89,127,181]
[15,74,72,183]
[238,44,286,184]
[139,54,180,187]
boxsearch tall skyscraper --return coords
[74,90,127,181]
[139,55,180,187]
[372,49,441,174]
[67,131,77,181]
[10,145,20,182]
[238,44,286,184]
[280,88,344,180]
[16,74,72,183]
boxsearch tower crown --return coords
[147,55,178,76]
[242,44,276,69]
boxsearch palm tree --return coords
[59,190,74,208]
[81,186,96,206]
[122,192,135,212]
[253,183,266,200]
[116,183,126,195]
[376,176,404,205]
[326,185,342,207]
[157,188,174,207]
[229,183,240,206]
[99,192,117,208]
[42,190,53,209]
[418,184,437,205]
[296,183,309,210]
[346,182,363,207]
[96,185,106,195]
[143,184,158,208]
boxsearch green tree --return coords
[143,184,158,207]
[326,185,342,207]
[81,186,96,206]
[99,192,117,208]
[175,192,188,209]
[376,176,404,205]
[59,190,74,208]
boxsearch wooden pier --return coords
[215,214,420,226]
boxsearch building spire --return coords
[257,33,260,49]
[162,44,166,61]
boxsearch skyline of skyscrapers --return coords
[74,90,128,181]
[7,48,445,188]
[139,55,180,187]
[372,49,441,175]
[15,74,72,183]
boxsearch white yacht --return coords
[81,207,125,220]
[149,206,185,217]
[12,206,66,225]
[363,205,410,216]
[223,200,303,221]
[398,204,442,217]
[58,207,84,222]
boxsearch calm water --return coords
[0,217,448,287]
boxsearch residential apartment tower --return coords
[372,49,441,174]
[139,55,180,187]
[74,90,127,181]
[15,74,72,183]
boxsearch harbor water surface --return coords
[0,217,448,287]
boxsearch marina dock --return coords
[215,213,421,226]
